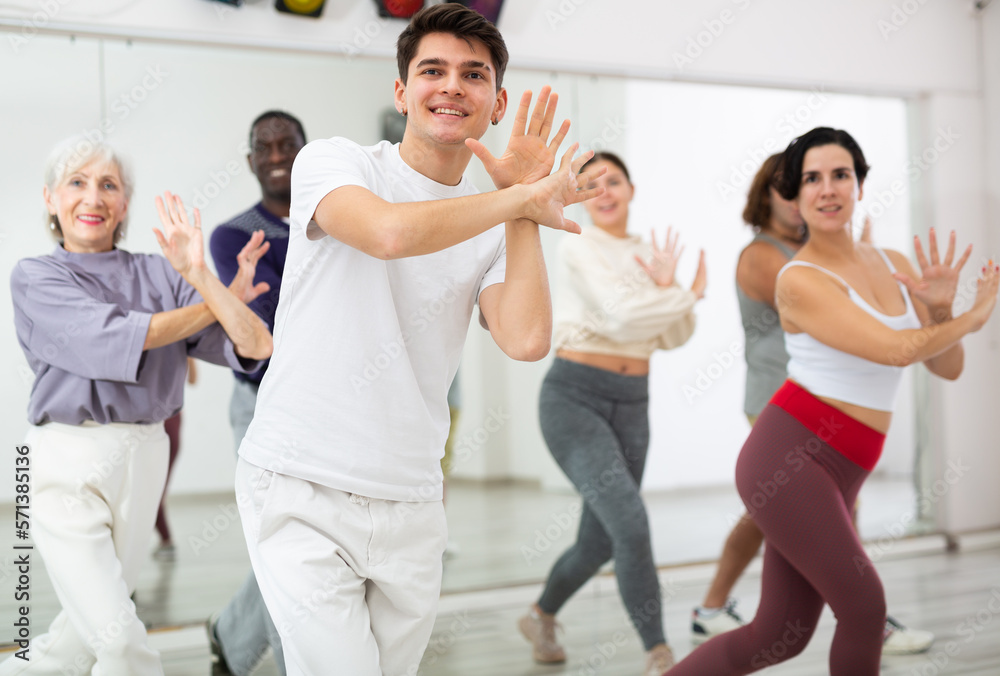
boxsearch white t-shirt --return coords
[240,138,506,501]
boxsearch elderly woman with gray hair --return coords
[3,137,273,675]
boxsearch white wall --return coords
[0,0,981,92]
[931,4,1000,534]
[1,0,998,533]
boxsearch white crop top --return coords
[779,248,921,412]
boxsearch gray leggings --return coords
[537,358,666,650]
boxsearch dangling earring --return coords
[491,118,498,126]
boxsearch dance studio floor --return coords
[1,477,998,674]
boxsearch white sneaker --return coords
[691,598,745,644]
[883,616,934,655]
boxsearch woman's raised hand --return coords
[969,259,1000,331]
[894,229,972,313]
[154,192,205,278]
[635,227,683,288]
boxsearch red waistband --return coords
[769,380,885,471]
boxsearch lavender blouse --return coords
[11,246,261,425]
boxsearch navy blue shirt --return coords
[209,203,289,386]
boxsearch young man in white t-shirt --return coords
[234,4,604,675]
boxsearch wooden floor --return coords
[152,537,1000,675]
[1,479,998,674]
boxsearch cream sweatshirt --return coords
[552,226,697,360]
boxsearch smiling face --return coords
[583,160,634,235]
[394,32,506,149]
[44,158,128,254]
[249,117,305,204]
[796,143,863,234]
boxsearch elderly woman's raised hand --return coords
[154,191,206,278]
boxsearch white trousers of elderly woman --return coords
[0,421,168,676]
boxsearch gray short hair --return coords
[44,136,134,244]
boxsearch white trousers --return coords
[235,458,447,676]
[0,422,168,676]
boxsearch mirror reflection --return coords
[0,26,946,674]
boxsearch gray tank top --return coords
[736,232,798,416]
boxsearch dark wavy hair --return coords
[775,127,870,201]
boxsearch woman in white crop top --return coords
[669,128,998,676]
[517,153,705,675]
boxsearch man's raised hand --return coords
[466,86,570,189]
[523,144,605,234]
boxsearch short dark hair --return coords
[742,153,784,230]
[397,3,509,93]
[776,127,870,201]
[581,151,630,183]
[248,110,306,148]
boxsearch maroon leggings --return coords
[671,385,886,675]
[155,413,182,543]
